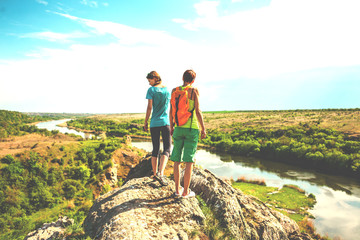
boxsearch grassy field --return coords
[202,110,360,137]
[232,181,316,222]
[86,113,146,123]
[83,109,360,137]
[0,133,79,158]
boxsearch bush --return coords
[62,180,83,199]
[2,161,25,184]
[1,155,15,164]
[305,151,324,166]
[92,161,103,174]
[27,177,55,209]
[68,165,91,183]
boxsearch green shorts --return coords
[170,127,199,163]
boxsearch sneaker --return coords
[156,173,169,186]
[153,173,161,181]
[182,189,196,198]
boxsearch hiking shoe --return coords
[156,173,169,186]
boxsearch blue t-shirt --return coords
[146,86,171,128]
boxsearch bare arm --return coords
[193,88,206,139]
[144,99,152,132]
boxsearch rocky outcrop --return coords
[24,216,74,240]
[83,177,205,239]
[188,168,312,240]
[83,157,312,240]
[95,147,146,197]
[125,154,153,182]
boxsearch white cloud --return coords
[194,1,219,18]
[56,13,189,47]
[174,0,360,77]
[172,18,187,24]
[35,0,48,6]
[19,31,89,43]
[80,0,98,8]
[52,12,79,21]
[51,2,360,84]
[172,1,220,31]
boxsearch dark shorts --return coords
[150,125,171,158]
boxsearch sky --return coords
[0,0,359,113]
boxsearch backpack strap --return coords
[174,87,181,126]
[188,88,195,131]
[190,88,194,100]
[189,88,195,112]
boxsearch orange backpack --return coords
[171,86,194,126]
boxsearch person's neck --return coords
[182,82,191,87]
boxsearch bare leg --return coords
[151,156,158,176]
[173,161,181,194]
[182,162,194,196]
[158,154,169,176]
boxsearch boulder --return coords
[24,216,74,240]
[83,177,205,239]
[125,155,152,182]
[188,168,312,240]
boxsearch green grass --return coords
[232,182,277,201]
[232,182,316,222]
[196,195,235,240]
[270,185,314,210]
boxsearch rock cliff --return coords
[83,157,312,240]
[24,216,74,240]
[189,168,311,240]
[83,177,205,239]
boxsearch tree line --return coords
[200,124,360,177]
[0,110,59,138]
[67,118,148,137]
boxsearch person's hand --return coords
[170,126,174,136]
[201,129,206,139]
[144,122,148,132]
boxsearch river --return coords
[37,120,360,240]
[36,119,94,139]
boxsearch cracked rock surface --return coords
[83,177,204,240]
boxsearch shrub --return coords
[1,155,15,164]
[68,165,91,183]
[62,180,83,199]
